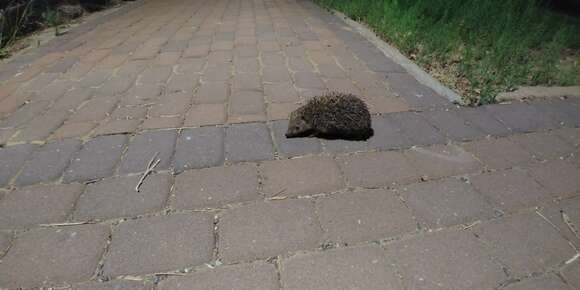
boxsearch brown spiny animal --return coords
[286,92,373,140]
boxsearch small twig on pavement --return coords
[135,152,160,192]
[39,221,93,227]
[562,210,580,240]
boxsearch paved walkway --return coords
[0,0,579,289]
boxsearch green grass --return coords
[316,0,580,104]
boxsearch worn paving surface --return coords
[0,0,580,289]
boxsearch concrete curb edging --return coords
[330,9,463,105]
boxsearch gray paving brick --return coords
[271,120,322,157]
[456,107,512,136]
[0,225,108,288]
[63,135,128,183]
[103,213,214,277]
[398,178,495,228]
[554,127,580,148]
[66,280,153,290]
[386,73,449,109]
[119,130,177,174]
[260,156,343,197]
[474,213,576,276]
[470,168,550,211]
[158,261,279,290]
[338,151,419,188]
[322,138,370,153]
[0,100,50,129]
[317,189,416,244]
[530,99,580,128]
[281,245,402,290]
[384,230,505,290]
[390,112,446,146]
[73,173,172,221]
[15,139,82,186]
[0,143,37,187]
[219,199,322,262]
[11,110,68,142]
[0,183,84,229]
[536,196,580,249]
[52,88,94,112]
[225,123,274,162]
[461,137,533,170]
[422,109,485,141]
[173,127,225,172]
[367,114,411,150]
[526,159,580,198]
[504,275,571,290]
[173,164,259,209]
[509,131,575,160]
[405,144,482,179]
[485,102,560,133]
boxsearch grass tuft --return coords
[316,0,580,104]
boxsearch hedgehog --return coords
[285,92,374,140]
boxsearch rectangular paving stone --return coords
[384,230,505,290]
[0,225,108,289]
[11,110,68,142]
[140,116,183,130]
[51,122,96,140]
[367,114,412,150]
[390,112,446,146]
[219,199,322,262]
[158,261,278,290]
[398,177,495,228]
[509,131,575,160]
[73,173,171,221]
[461,137,533,170]
[0,183,84,229]
[271,120,322,157]
[103,213,214,277]
[137,65,173,85]
[63,135,128,182]
[184,103,226,127]
[404,144,483,180]
[260,156,343,197]
[196,81,229,103]
[422,109,485,141]
[166,73,199,94]
[281,245,402,290]
[0,100,50,129]
[470,168,550,211]
[504,275,572,290]
[338,151,419,188]
[322,138,369,153]
[530,99,580,128]
[485,102,560,133]
[118,130,177,174]
[15,139,82,186]
[173,164,259,209]
[68,96,118,123]
[316,188,416,244]
[229,90,265,116]
[473,213,576,276]
[554,127,580,148]
[0,143,37,187]
[386,73,449,109]
[525,159,580,198]
[225,123,274,162]
[173,127,225,172]
[264,82,300,103]
[52,88,94,112]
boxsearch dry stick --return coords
[562,210,580,240]
[135,152,160,192]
